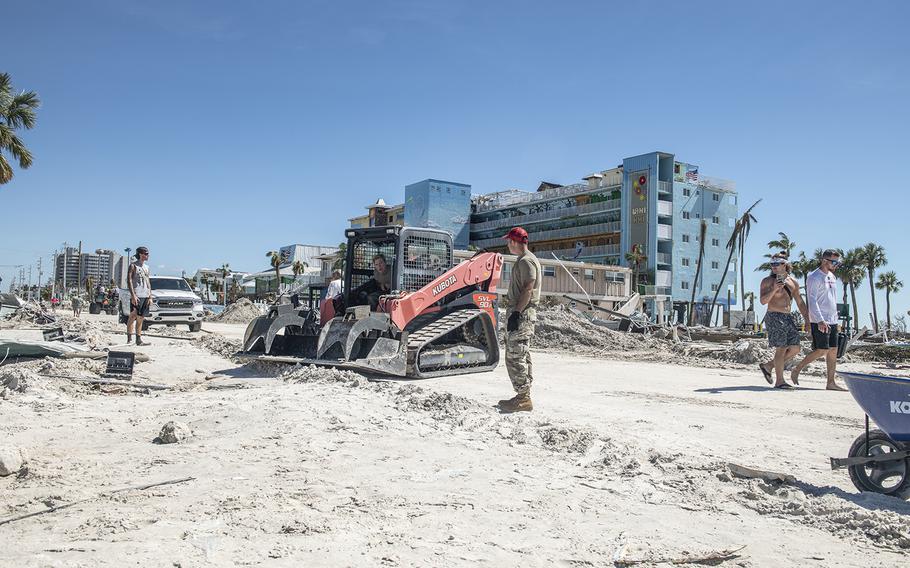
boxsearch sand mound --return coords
[209,298,262,323]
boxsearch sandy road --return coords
[1,315,908,566]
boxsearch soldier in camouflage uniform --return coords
[498,227,542,413]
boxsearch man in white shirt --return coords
[791,249,846,390]
[325,270,343,300]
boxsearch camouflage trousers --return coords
[505,308,536,396]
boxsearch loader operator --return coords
[352,253,392,311]
[498,227,541,413]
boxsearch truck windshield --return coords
[150,278,192,292]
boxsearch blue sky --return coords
[2,0,908,327]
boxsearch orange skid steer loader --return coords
[240,226,503,378]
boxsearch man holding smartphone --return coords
[759,253,809,388]
[791,249,847,391]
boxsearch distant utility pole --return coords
[62,241,68,296]
[27,265,33,301]
[36,257,42,301]
[77,240,83,288]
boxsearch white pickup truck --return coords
[118,275,205,331]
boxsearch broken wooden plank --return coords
[727,463,796,484]
[614,545,747,566]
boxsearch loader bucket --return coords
[315,314,408,375]
[242,305,318,356]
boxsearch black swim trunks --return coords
[131,297,151,317]
[810,322,838,350]
[766,312,800,348]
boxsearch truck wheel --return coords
[141,322,149,331]
[119,312,128,324]
[89,303,101,315]
[847,429,910,498]
[189,322,202,332]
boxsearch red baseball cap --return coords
[502,227,529,244]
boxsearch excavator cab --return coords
[241,226,502,378]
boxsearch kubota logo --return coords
[890,400,910,414]
[432,276,457,296]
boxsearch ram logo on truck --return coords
[432,276,458,296]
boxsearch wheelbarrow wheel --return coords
[847,429,910,498]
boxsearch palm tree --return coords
[790,252,813,293]
[0,73,40,184]
[624,245,647,292]
[735,200,759,312]
[266,251,283,294]
[710,200,760,321]
[291,260,307,277]
[220,263,231,306]
[756,231,795,272]
[859,243,887,332]
[875,271,902,331]
[836,248,864,329]
[333,242,347,271]
[688,220,708,325]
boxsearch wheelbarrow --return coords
[830,371,910,497]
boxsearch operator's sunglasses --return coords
[770,261,786,266]
[824,258,840,266]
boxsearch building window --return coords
[712,193,719,202]
[711,283,719,292]
[543,266,556,277]
[682,234,690,243]
[682,211,690,220]
[695,235,700,242]
[683,187,691,197]
[695,212,701,218]
[681,281,690,290]
[584,269,595,280]
[711,261,719,270]
[712,216,719,224]
[712,238,719,247]
[682,258,690,267]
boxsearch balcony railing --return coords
[540,244,621,259]
[656,252,672,265]
[471,199,620,233]
[657,200,672,217]
[472,221,622,250]
[657,225,672,240]
[473,181,621,213]
[658,181,673,193]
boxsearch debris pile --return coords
[673,339,776,365]
[533,305,660,353]
[207,298,263,323]
[1,301,56,327]
[193,334,242,359]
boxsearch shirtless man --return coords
[758,253,809,388]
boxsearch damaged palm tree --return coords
[709,199,760,322]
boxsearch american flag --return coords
[685,167,699,182]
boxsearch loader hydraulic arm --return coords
[380,252,503,331]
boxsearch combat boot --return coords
[498,393,532,413]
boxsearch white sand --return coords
[1,313,908,566]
